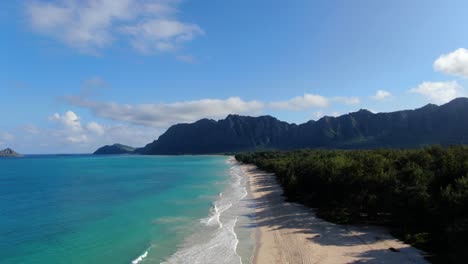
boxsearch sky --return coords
[1,0,468,154]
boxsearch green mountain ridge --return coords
[93,144,136,155]
[95,98,468,155]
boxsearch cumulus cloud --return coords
[86,122,105,135]
[16,90,364,152]
[409,81,465,104]
[64,92,362,126]
[269,94,330,110]
[434,48,468,78]
[371,90,392,100]
[121,19,204,54]
[65,97,265,128]
[49,111,82,132]
[47,111,158,148]
[269,94,360,111]
[49,111,88,143]
[26,0,202,54]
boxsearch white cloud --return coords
[11,90,365,153]
[26,0,202,54]
[27,2,72,29]
[49,111,87,142]
[269,94,330,110]
[66,97,265,128]
[269,94,360,111]
[47,111,158,149]
[66,134,89,143]
[121,19,203,54]
[434,48,468,78]
[49,111,82,132]
[86,122,105,135]
[100,124,161,147]
[409,81,465,104]
[65,92,362,126]
[371,90,392,100]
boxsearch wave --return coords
[131,250,148,264]
[162,161,247,264]
[162,218,242,264]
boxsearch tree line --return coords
[235,146,468,263]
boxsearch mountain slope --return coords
[94,144,136,155]
[137,115,294,154]
[114,98,468,154]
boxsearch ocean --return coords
[0,155,255,264]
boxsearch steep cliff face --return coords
[137,115,294,154]
[99,98,468,155]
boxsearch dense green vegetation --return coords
[236,146,468,263]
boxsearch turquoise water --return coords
[0,155,250,264]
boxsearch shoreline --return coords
[239,162,429,264]
[160,156,249,264]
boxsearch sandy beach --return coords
[240,163,429,264]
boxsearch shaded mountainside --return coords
[0,148,23,157]
[136,98,468,154]
[137,115,294,154]
[93,144,136,155]
[94,98,468,155]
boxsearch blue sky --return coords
[1,0,468,153]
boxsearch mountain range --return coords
[95,98,468,155]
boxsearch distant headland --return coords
[93,144,136,155]
[0,148,23,157]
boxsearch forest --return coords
[235,146,468,263]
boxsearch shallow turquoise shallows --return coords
[0,155,231,264]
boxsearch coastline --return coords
[161,156,254,264]
[239,163,429,264]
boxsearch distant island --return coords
[93,144,136,155]
[0,148,23,157]
[94,97,468,155]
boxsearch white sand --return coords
[241,164,429,264]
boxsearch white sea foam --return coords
[162,159,247,264]
[201,201,234,229]
[162,218,242,264]
[131,250,148,264]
